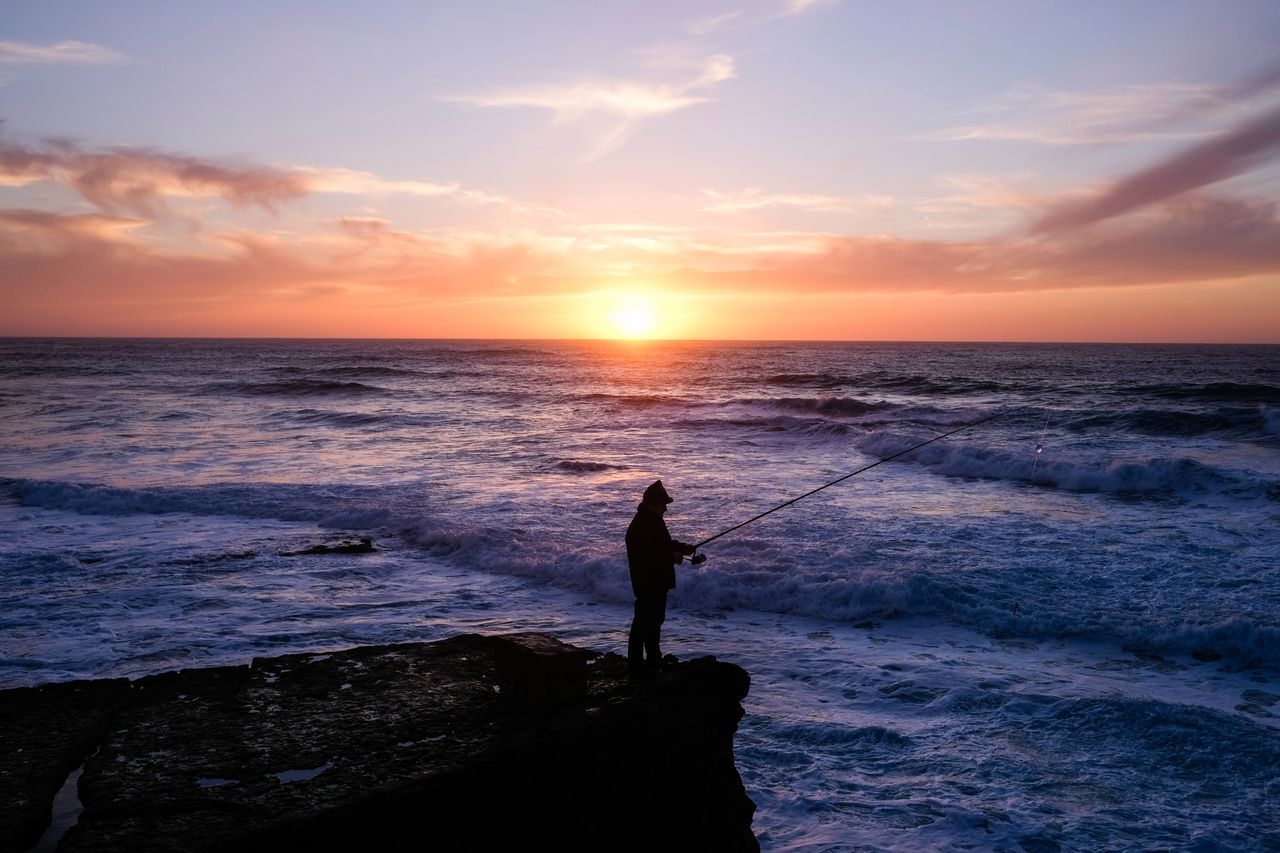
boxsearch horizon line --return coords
[3,334,1278,346]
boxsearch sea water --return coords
[2,338,1277,850]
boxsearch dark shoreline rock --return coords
[0,634,758,852]
[278,536,375,556]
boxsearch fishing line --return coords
[1031,414,1051,478]
[690,405,1031,557]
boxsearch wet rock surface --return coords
[278,536,375,556]
[0,633,757,852]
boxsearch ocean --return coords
[2,338,1278,850]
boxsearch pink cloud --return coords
[0,129,557,219]
[1031,104,1280,234]
[0,210,569,309]
[0,134,310,216]
[3,194,1277,339]
[4,194,1277,326]
[670,195,1280,293]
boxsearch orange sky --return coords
[2,2,1279,342]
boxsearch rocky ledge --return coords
[1,634,757,852]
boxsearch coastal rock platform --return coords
[1,633,757,852]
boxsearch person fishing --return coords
[625,480,696,677]
[621,407,1029,679]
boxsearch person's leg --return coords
[628,598,646,672]
[643,592,667,669]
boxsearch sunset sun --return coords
[606,297,658,339]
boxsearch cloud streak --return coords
[448,54,735,121]
[930,84,1219,146]
[782,0,837,16]
[1031,105,1280,234]
[0,40,127,65]
[700,187,893,214]
[446,54,735,157]
[685,11,742,35]
[301,167,564,216]
[676,195,1280,294]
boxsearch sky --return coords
[2,0,1279,342]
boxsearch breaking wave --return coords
[272,366,423,378]
[855,432,1277,500]
[1138,382,1280,403]
[1264,406,1280,440]
[859,372,1014,396]
[204,380,388,397]
[576,393,674,408]
[681,415,853,437]
[765,373,851,389]
[263,409,434,429]
[0,478,395,528]
[1061,407,1263,438]
[745,396,890,417]
[6,476,1276,665]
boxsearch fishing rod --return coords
[688,404,1031,561]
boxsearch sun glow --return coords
[606,295,659,338]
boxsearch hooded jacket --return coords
[625,504,683,598]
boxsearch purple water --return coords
[2,338,1278,849]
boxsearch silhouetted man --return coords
[626,480,695,676]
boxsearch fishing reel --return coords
[690,552,707,565]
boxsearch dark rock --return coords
[1,634,757,852]
[0,679,130,852]
[492,632,588,703]
[279,537,375,556]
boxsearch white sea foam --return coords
[855,431,1275,499]
[1264,405,1280,440]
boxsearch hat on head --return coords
[643,480,673,505]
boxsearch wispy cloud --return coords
[682,195,1280,293]
[685,11,742,35]
[925,63,1280,234]
[1150,58,1280,126]
[446,54,735,157]
[700,187,893,214]
[1031,104,1280,234]
[686,0,832,37]
[0,208,147,251]
[301,166,564,216]
[781,0,838,16]
[935,59,1280,148]
[0,40,127,65]
[448,54,735,121]
[930,84,1221,145]
[909,175,1045,230]
[303,167,459,198]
